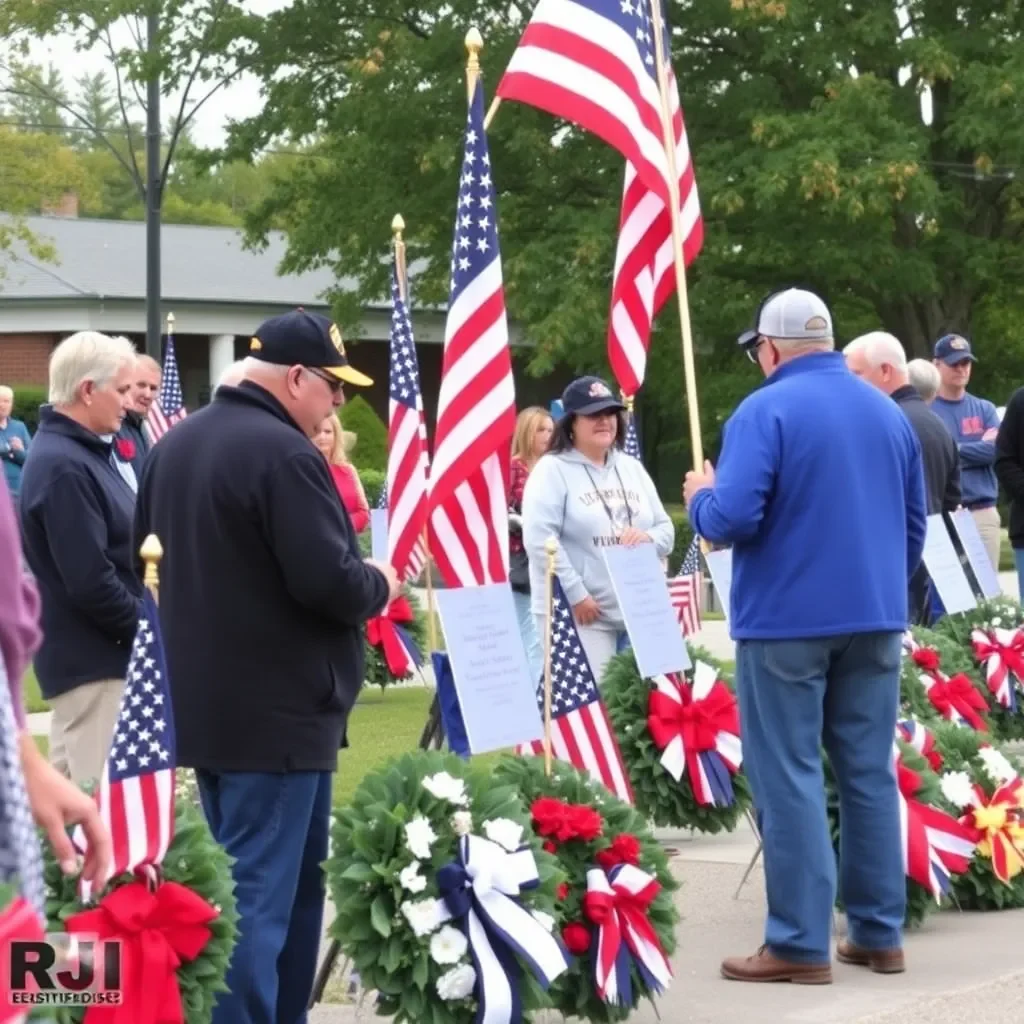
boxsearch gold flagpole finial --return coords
[391,213,405,240]
[622,391,635,414]
[165,312,175,332]
[140,534,164,604]
[465,27,483,99]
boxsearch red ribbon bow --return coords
[366,596,415,676]
[65,881,216,1024]
[972,629,1024,705]
[927,673,988,732]
[647,679,738,756]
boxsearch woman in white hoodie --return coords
[522,376,674,683]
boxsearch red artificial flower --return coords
[567,805,603,842]
[556,882,570,901]
[543,840,558,853]
[912,647,940,673]
[532,797,577,842]
[115,437,136,461]
[561,922,591,955]
[595,834,642,870]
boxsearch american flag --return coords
[427,79,516,588]
[386,266,429,581]
[78,591,175,901]
[623,409,641,459]
[496,0,702,397]
[669,535,702,636]
[147,334,188,441]
[517,577,633,803]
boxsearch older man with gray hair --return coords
[19,331,144,784]
[907,359,941,404]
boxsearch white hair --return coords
[907,358,941,402]
[844,331,907,370]
[214,359,248,393]
[0,385,12,402]
[773,337,835,354]
[48,331,138,405]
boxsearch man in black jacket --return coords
[845,332,961,623]
[20,331,143,783]
[996,388,1024,598]
[134,309,399,1024]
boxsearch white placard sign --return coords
[950,508,1001,599]
[921,513,977,615]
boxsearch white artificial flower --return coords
[430,924,469,965]
[451,811,474,836]
[940,770,976,810]
[977,746,1018,785]
[422,772,469,806]
[405,815,438,860]
[436,963,477,1001]
[400,898,446,938]
[482,818,524,852]
[399,861,427,894]
[991,616,1003,627]
[532,909,555,933]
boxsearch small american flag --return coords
[78,592,175,901]
[147,334,188,441]
[376,486,388,510]
[427,78,516,588]
[496,0,702,398]
[623,410,641,460]
[386,266,429,581]
[517,577,633,803]
[669,535,702,637]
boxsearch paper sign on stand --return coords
[370,509,389,562]
[703,548,733,623]
[603,543,691,677]
[434,583,543,754]
[950,508,1002,599]
[922,514,977,614]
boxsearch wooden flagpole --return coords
[542,537,557,776]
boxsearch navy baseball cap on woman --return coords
[249,309,373,386]
[934,334,976,365]
[560,376,625,417]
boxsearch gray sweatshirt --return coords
[521,447,674,629]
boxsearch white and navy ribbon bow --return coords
[582,864,672,1005]
[437,834,570,1024]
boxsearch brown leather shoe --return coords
[720,946,832,984]
[836,939,905,974]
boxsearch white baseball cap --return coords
[739,288,833,348]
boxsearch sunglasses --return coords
[303,366,344,394]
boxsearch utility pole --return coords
[145,7,162,360]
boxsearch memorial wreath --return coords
[901,629,990,734]
[364,584,428,690]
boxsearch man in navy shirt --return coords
[930,334,1002,576]
[684,289,926,985]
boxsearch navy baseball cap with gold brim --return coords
[249,309,374,387]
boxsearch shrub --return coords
[8,385,48,434]
[668,507,695,571]
[360,467,385,508]
[339,395,388,473]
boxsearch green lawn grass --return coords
[23,668,48,714]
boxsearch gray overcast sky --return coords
[24,0,288,148]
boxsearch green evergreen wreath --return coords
[930,600,1024,742]
[930,723,1024,911]
[602,645,752,834]
[39,796,239,1023]
[825,741,947,929]
[364,583,429,690]
[491,755,679,1024]
[901,627,991,733]
[325,750,565,1024]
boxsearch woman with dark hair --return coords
[521,376,674,683]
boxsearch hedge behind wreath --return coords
[491,755,678,1023]
[40,796,239,1024]
[603,645,752,834]
[364,583,428,690]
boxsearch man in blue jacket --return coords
[684,289,927,984]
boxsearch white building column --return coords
[208,334,235,391]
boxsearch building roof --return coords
[0,214,376,308]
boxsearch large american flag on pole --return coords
[386,266,429,582]
[146,334,187,441]
[496,0,702,397]
[669,535,702,637]
[427,79,516,588]
[517,577,633,803]
[78,591,175,901]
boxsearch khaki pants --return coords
[48,678,124,786]
[971,506,1003,587]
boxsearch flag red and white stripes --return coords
[669,535,702,637]
[427,80,516,588]
[146,335,188,441]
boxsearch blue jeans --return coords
[736,633,904,963]
[512,590,543,683]
[1015,549,1024,602]
[196,770,333,1024]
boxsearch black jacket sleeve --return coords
[264,452,390,625]
[996,389,1024,502]
[943,437,962,511]
[42,470,142,644]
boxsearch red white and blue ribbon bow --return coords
[971,627,1024,711]
[583,864,672,1005]
[895,749,976,900]
[895,719,943,772]
[437,833,570,1024]
[912,648,988,731]
[646,662,742,806]
[366,596,423,677]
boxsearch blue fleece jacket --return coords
[931,393,1000,509]
[689,352,927,640]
